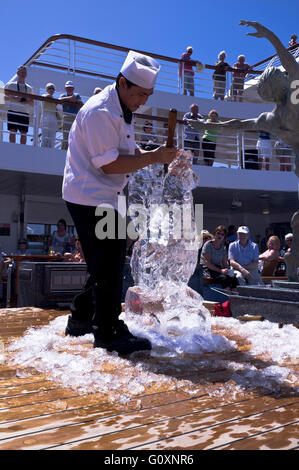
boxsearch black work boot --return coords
[65,315,93,337]
[93,320,151,355]
[93,334,152,355]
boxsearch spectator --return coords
[260,227,274,253]
[200,225,238,290]
[179,46,195,96]
[274,138,292,171]
[93,87,102,95]
[231,55,251,102]
[4,65,34,145]
[284,233,293,253]
[256,131,272,170]
[139,121,159,150]
[14,239,31,255]
[259,235,282,275]
[228,225,263,285]
[289,34,297,47]
[197,230,213,263]
[48,219,74,255]
[213,51,230,101]
[183,103,203,164]
[64,236,85,263]
[202,110,220,166]
[40,83,61,148]
[59,81,83,150]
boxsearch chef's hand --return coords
[153,145,177,165]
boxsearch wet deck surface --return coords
[0,307,298,450]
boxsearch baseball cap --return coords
[237,226,250,234]
[120,50,160,89]
[65,80,74,87]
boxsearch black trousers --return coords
[66,201,127,335]
[204,266,238,289]
[202,139,216,164]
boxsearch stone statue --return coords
[284,211,299,281]
[189,20,299,282]
[188,20,299,177]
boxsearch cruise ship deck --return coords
[0,306,298,451]
[0,35,298,452]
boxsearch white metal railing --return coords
[0,88,295,171]
[23,35,267,103]
[241,134,295,172]
[252,44,299,73]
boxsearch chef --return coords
[63,50,177,355]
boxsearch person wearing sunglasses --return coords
[200,225,238,290]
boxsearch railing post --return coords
[73,40,76,75]
[68,39,71,72]
[240,132,245,169]
[33,92,40,147]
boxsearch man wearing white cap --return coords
[228,226,263,286]
[62,51,177,354]
[59,81,83,150]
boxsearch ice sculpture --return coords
[124,149,210,335]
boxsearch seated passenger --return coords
[200,225,238,290]
[228,225,263,285]
[14,239,31,255]
[48,219,74,255]
[284,233,293,254]
[259,235,282,275]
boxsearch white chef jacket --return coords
[62,83,137,216]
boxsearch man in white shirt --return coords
[63,51,177,354]
[4,66,33,144]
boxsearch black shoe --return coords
[93,333,152,355]
[65,315,93,337]
[113,319,137,339]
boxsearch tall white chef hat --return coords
[120,50,160,89]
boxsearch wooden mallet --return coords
[164,108,177,174]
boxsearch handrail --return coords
[251,41,299,69]
[22,33,262,76]
[0,89,294,171]
[4,88,83,107]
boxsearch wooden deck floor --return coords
[0,307,298,451]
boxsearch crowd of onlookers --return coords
[180,45,251,102]
[181,101,293,170]
[3,65,102,150]
[3,60,294,171]
[196,224,294,291]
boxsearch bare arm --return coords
[240,20,299,79]
[101,146,177,175]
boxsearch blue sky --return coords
[0,0,298,83]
